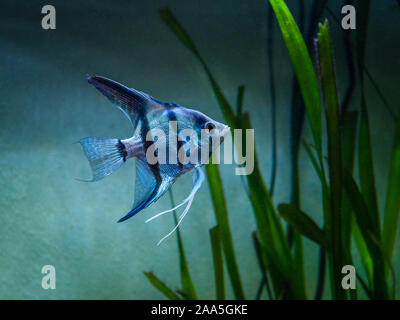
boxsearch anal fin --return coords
[117,158,166,222]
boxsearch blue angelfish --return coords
[79,76,229,244]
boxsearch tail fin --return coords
[79,137,127,181]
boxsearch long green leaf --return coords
[341,111,358,250]
[169,191,197,299]
[237,112,303,299]
[269,0,324,299]
[205,162,245,299]
[266,2,277,195]
[303,140,324,185]
[236,85,245,116]
[278,204,326,247]
[343,117,371,288]
[316,20,345,299]
[352,0,377,292]
[269,0,322,156]
[353,221,373,285]
[343,112,374,284]
[382,118,400,260]
[356,0,380,240]
[252,231,273,300]
[357,275,374,300]
[209,226,225,300]
[358,98,380,236]
[143,271,181,300]
[343,171,388,299]
[287,0,327,300]
[341,111,359,300]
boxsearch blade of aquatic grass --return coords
[282,0,305,249]
[237,114,302,298]
[143,271,181,300]
[292,232,305,298]
[288,0,327,207]
[269,0,322,157]
[268,0,326,297]
[382,118,400,261]
[316,20,345,299]
[169,190,197,299]
[237,112,305,299]
[303,140,324,184]
[356,0,391,299]
[343,170,388,299]
[353,221,373,285]
[314,247,326,300]
[205,162,245,299]
[356,0,380,226]
[288,0,327,188]
[159,8,236,127]
[283,0,305,288]
[341,112,358,173]
[267,2,277,196]
[236,85,245,116]
[286,0,306,266]
[323,12,357,252]
[252,231,273,300]
[303,138,331,300]
[286,0,305,208]
[270,1,326,297]
[358,99,380,234]
[278,204,326,247]
[286,9,305,279]
[269,0,329,300]
[289,84,304,210]
[238,113,292,272]
[209,226,225,300]
[352,0,382,295]
[341,111,359,299]
[370,233,397,299]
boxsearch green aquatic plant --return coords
[143,0,399,300]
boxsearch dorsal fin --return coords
[88,75,163,131]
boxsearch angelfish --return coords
[79,76,230,245]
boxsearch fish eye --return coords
[204,121,216,132]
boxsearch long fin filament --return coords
[146,168,204,245]
[145,194,192,223]
[157,195,195,246]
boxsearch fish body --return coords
[79,76,229,237]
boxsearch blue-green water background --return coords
[0,0,398,299]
